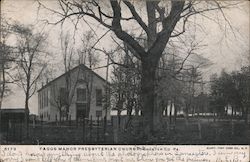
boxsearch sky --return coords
[1,0,249,114]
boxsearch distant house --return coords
[37,64,110,122]
[0,108,27,131]
[29,114,38,121]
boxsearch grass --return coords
[1,117,249,144]
[116,118,250,144]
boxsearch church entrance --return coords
[76,103,88,121]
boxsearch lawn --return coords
[1,117,249,144]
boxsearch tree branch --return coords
[170,15,189,37]
[110,0,146,58]
[148,0,185,59]
[123,1,149,35]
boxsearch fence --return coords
[0,116,114,144]
[0,122,24,144]
[2,115,248,144]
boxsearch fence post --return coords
[69,115,71,126]
[41,116,43,142]
[83,117,85,144]
[20,121,22,143]
[231,119,234,137]
[33,117,35,129]
[6,123,9,144]
[97,116,100,143]
[198,118,202,140]
[55,115,58,126]
[76,117,78,128]
[103,116,107,143]
[111,116,113,127]
[13,122,16,142]
[90,115,93,143]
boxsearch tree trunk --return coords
[161,100,165,117]
[0,63,5,139]
[231,106,234,118]
[241,106,244,118]
[135,104,139,116]
[165,100,168,117]
[185,102,189,126]
[225,105,229,116]
[24,96,29,138]
[244,106,248,124]
[141,58,160,137]
[174,101,178,126]
[127,99,133,116]
[87,71,94,119]
[118,110,121,130]
[66,105,69,121]
[169,100,173,125]
[59,110,62,125]
[213,110,216,122]
[186,102,189,120]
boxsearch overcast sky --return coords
[1,0,249,114]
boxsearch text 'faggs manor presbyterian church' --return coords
[37,64,111,122]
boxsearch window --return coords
[77,88,86,101]
[39,93,42,110]
[42,91,44,109]
[96,89,102,106]
[96,110,102,117]
[44,89,48,107]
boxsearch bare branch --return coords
[148,0,185,58]
[123,1,149,34]
[170,16,188,37]
[110,0,145,58]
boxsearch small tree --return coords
[239,66,250,124]
[0,18,14,139]
[59,31,77,121]
[209,71,236,119]
[12,24,48,137]
[49,83,64,124]
[110,42,141,129]
[79,31,100,120]
[0,21,12,110]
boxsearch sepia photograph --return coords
[0,0,249,146]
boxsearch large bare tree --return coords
[38,0,239,137]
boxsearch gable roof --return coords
[37,64,109,92]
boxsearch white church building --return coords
[37,64,110,122]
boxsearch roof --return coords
[37,64,109,92]
[0,108,27,114]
